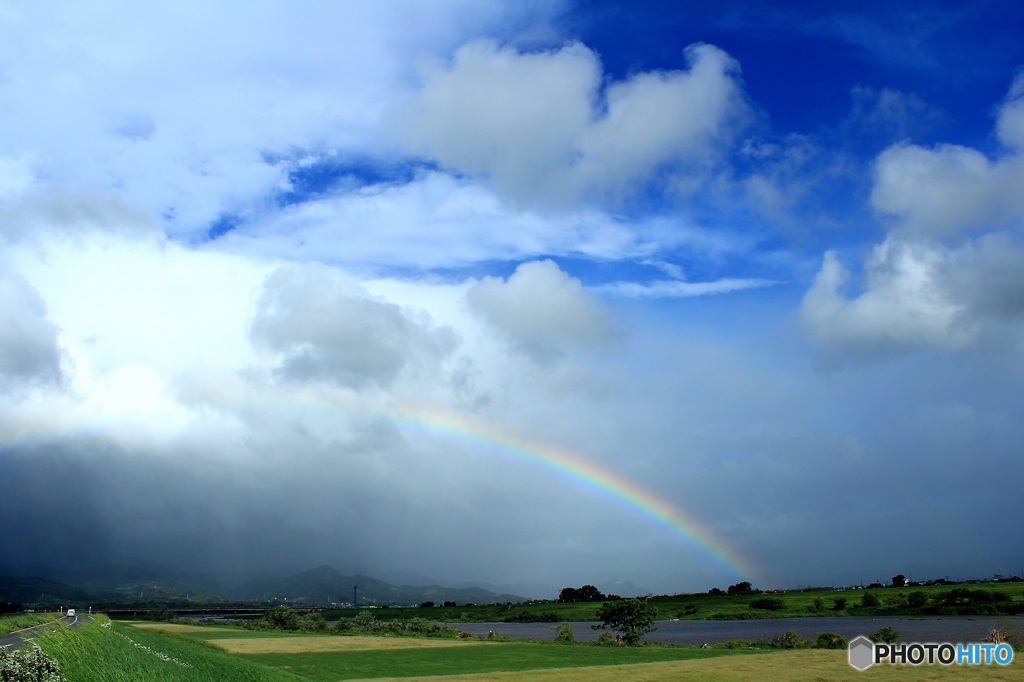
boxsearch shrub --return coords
[749,597,785,611]
[908,591,928,608]
[860,592,879,608]
[812,598,825,611]
[870,626,900,644]
[815,631,848,649]
[771,631,805,649]
[552,622,575,643]
[0,644,67,682]
[595,631,618,646]
[833,597,847,610]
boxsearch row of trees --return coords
[708,581,760,596]
[558,585,613,602]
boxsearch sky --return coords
[2,0,1024,596]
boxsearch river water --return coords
[452,616,1024,645]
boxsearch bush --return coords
[0,644,67,682]
[333,612,457,638]
[815,631,848,649]
[505,610,559,622]
[908,591,928,608]
[870,626,900,644]
[860,592,879,608]
[812,598,825,611]
[596,631,618,646]
[771,631,805,649]
[718,637,772,649]
[833,597,847,610]
[990,619,1024,651]
[552,622,575,643]
[749,597,785,611]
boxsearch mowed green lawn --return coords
[33,619,1024,681]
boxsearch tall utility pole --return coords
[353,585,358,607]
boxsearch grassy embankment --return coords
[33,617,761,680]
[35,619,1024,681]
[321,581,1024,623]
[0,610,66,632]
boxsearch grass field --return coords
[29,616,1024,680]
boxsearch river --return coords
[451,616,1024,645]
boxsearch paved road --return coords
[0,614,92,652]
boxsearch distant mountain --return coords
[0,564,525,608]
[258,565,525,606]
[448,580,561,601]
[0,576,91,605]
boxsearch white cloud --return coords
[806,74,1024,358]
[871,142,1024,238]
[400,41,747,208]
[870,77,1024,238]
[0,1,554,236]
[595,277,775,298]
[226,172,668,270]
[467,260,616,361]
[801,233,1024,356]
[800,245,970,355]
[996,71,1024,150]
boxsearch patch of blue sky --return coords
[273,153,436,207]
[567,0,1024,149]
[206,214,240,241]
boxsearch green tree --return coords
[595,598,658,646]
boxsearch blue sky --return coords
[2,0,1024,595]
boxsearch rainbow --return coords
[391,401,756,582]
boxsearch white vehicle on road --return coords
[66,609,76,617]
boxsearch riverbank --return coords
[452,616,1024,645]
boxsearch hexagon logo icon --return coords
[849,635,875,670]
